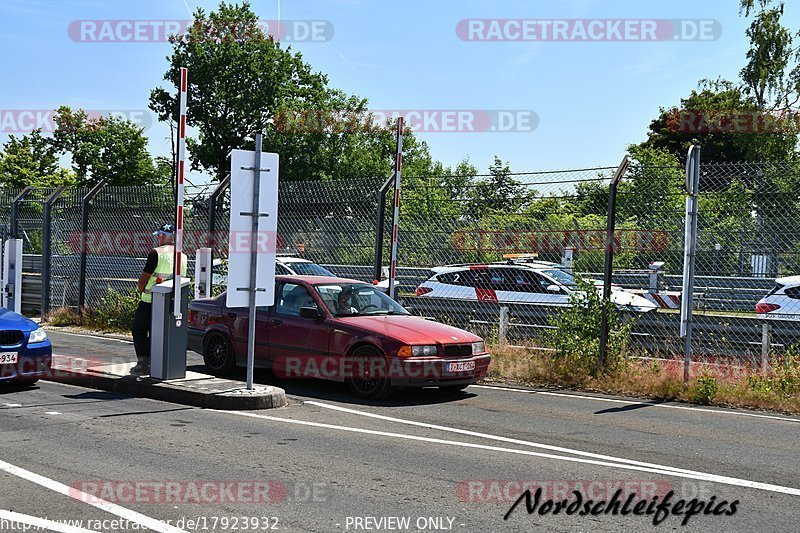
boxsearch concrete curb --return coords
[47,364,288,410]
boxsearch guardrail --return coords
[17,255,784,317]
[400,296,800,359]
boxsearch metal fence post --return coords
[599,156,629,367]
[207,174,231,251]
[373,174,394,284]
[41,185,67,317]
[680,145,701,385]
[760,323,771,374]
[10,187,33,239]
[498,306,509,346]
[388,117,404,299]
[78,181,107,312]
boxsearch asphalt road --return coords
[1,330,799,532]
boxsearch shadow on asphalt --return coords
[594,400,665,415]
[0,381,41,394]
[186,364,477,407]
[62,390,129,401]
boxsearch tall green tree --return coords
[0,130,74,187]
[639,80,798,163]
[470,156,532,217]
[150,2,439,182]
[150,2,336,180]
[52,107,165,186]
[739,0,800,109]
[636,1,800,164]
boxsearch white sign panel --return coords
[226,149,279,308]
[2,239,22,313]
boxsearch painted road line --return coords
[219,409,800,497]
[471,384,800,423]
[48,330,134,344]
[0,509,100,533]
[305,400,733,479]
[0,460,189,533]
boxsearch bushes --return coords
[745,348,800,398]
[87,288,140,331]
[45,288,140,333]
[689,375,719,404]
[543,278,632,384]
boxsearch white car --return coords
[415,263,657,312]
[756,276,800,321]
[213,256,395,290]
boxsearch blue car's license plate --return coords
[0,352,18,364]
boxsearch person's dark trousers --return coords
[132,301,153,367]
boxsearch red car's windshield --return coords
[315,283,409,317]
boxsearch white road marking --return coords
[220,409,800,496]
[3,403,22,407]
[471,384,800,423]
[48,330,133,344]
[305,400,742,480]
[0,509,100,533]
[45,411,62,415]
[0,460,189,533]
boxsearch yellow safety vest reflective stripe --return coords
[141,245,187,303]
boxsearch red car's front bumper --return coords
[388,353,491,387]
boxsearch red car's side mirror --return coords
[299,306,322,319]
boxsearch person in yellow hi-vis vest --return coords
[130,224,186,376]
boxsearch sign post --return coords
[680,145,701,385]
[387,117,404,299]
[173,66,188,325]
[227,138,279,390]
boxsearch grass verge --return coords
[486,345,800,415]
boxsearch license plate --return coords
[446,361,475,372]
[0,352,18,364]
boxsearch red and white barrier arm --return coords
[173,67,188,322]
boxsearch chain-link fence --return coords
[1,158,799,370]
[387,161,800,368]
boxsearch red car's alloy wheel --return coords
[346,347,393,399]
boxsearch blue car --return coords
[0,309,51,385]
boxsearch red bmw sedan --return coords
[188,276,491,398]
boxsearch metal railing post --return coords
[599,156,629,368]
[373,174,395,284]
[10,187,33,239]
[78,181,107,312]
[41,186,67,317]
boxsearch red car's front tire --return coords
[345,346,393,400]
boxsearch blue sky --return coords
[1,0,797,183]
